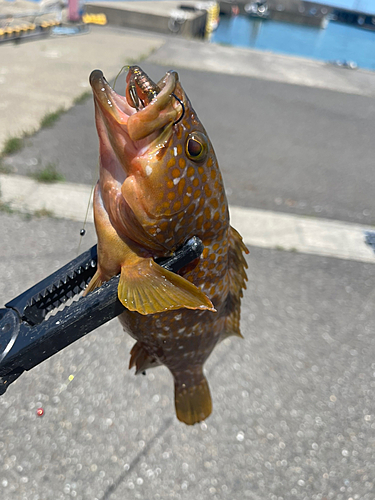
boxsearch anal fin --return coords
[118,257,215,315]
[129,342,160,374]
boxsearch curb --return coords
[1,174,374,264]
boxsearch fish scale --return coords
[86,66,248,425]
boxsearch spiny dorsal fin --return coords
[221,226,249,341]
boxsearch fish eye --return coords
[186,132,207,162]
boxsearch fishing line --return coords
[113,64,130,91]
[77,63,132,255]
[77,68,183,255]
[77,160,99,255]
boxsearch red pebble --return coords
[36,408,44,417]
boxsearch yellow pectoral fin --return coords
[118,257,215,315]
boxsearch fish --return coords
[86,65,249,425]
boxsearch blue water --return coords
[211,16,375,71]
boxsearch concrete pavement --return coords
[0,27,163,150]
[1,213,375,500]
[148,35,375,98]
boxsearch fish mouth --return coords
[89,67,181,165]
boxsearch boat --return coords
[244,1,270,19]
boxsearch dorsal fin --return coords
[220,226,249,341]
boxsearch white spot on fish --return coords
[175,314,182,321]
[173,177,180,185]
[101,87,105,91]
[145,165,153,176]
[178,327,186,333]
[187,192,192,197]
[163,326,170,331]
[174,147,178,156]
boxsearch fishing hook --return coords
[172,93,185,125]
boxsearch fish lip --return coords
[89,69,134,126]
[89,68,179,148]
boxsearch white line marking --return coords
[1,174,374,264]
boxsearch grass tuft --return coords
[34,207,54,218]
[74,90,92,105]
[2,137,23,156]
[0,202,53,219]
[31,163,65,183]
[123,46,157,68]
[40,107,65,128]
[0,201,14,214]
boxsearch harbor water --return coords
[210,15,375,71]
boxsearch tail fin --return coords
[174,373,212,425]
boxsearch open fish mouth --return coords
[89,67,181,161]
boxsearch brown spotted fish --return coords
[86,66,248,425]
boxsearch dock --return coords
[331,5,375,31]
[219,0,375,30]
[85,1,211,38]
[219,0,331,27]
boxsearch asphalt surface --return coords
[1,24,375,500]
[4,61,375,225]
[1,214,375,499]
